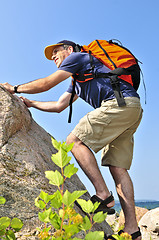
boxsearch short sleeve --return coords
[66,82,73,93]
[59,52,86,74]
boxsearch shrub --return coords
[0,197,23,240]
[35,138,107,240]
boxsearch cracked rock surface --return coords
[0,86,113,239]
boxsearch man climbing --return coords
[1,40,142,239]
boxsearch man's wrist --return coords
[13,85,21,94]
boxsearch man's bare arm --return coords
[20,92,78,113]
[0,70,72,94]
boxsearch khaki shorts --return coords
[72,97,143,170]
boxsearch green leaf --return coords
[58,209,64,219]
[109,235,119,240]
[51,139,74,168]
[63,190,87,207]
[35,197,46,210]
[81,215,91,231]
[51,147,71,168]
[0,217,11,230]
[39,190,54,204]
[0,228,6,236]
[64,164,78,178]
[51,138,61,151]
[50,190,62,209]
[61,142,74,153]
[76,199,94,213]
[76,199,101,214]
[0,197,6,205]
[93,212,107,223]
[52,138,74,153]
[38,208,52,223]
[93,201,101,212]
[10,218,23,231]
[6,230,16,240]
[45,170,64,187]
[53,237,63,240]
[49,212,61,230]
[63,224,79,237]
[59,208,70,220]
[51,237,56,240]
[85,231,104,240]
[45,226,51,232]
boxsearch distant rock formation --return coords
[0,86,113,239]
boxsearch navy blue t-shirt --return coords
[59,52,139,109]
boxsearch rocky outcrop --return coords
[139,207,159,240]
[0,86,113,239]
[107,206,159,239]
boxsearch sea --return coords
[114,200,159,213]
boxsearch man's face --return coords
[51,46,71,68]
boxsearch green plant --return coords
[0,196,23,240]
[108,232,132,240]
[35,138,107,240]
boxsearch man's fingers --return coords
[0,83,14,93]
[19,96,31,108]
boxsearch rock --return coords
[106,214,117,226]
[0,86,113,239]
[139,207,159,240]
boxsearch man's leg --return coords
[66,133,114,208]
[109,166,141,239]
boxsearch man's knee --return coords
[109,165,128,180]
[109,165,127,173]
[66,133,79,145]
[66,133,73,146]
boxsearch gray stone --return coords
[0,86,113,239]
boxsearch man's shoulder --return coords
[60,52,89,69]
[66,52,89,62]
[59,52,90,73]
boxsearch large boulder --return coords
[0,86,113,239]
[139,207,159,240]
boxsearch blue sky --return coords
[0,0,159,201]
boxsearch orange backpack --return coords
[68,39,141,123]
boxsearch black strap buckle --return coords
[109,75,126,107]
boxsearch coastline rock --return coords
[139,207,159,240]
[0,86,113,239]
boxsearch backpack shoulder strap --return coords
[68,77,76,123]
